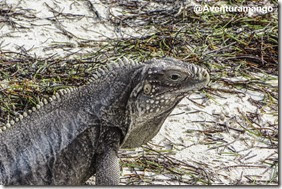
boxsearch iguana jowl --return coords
[0,57,209,185]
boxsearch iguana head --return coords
[122,57,209,148]
[129,57,209,118]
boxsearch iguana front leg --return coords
[96,147,120,185]
[95,127,122,185]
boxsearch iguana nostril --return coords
[203,70,210,80]
[202,70,207,77]
[191,66,208,80]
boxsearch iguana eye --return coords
[166,71,186,82]
[170,74,181,81]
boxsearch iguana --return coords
[0,57,209,185]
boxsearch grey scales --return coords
[0,57,210,185]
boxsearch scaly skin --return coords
[0,57,209,185]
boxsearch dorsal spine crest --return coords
[88,57,140,82]
[0,85,76,134]
[0,57,141,134]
